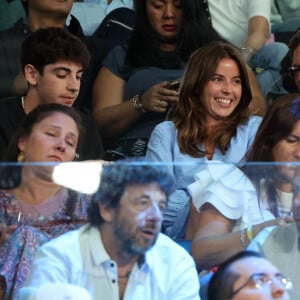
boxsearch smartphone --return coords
[167,80,180,91]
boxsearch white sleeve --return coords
[17,242,76,300]
[168,253,201,300]
[248,0,271,22]
[188,162,257,220]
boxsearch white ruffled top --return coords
[187,161,274,232]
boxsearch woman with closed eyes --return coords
[0,103,90,300]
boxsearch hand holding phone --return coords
[167,80,180,91]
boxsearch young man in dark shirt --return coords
[0,27,104,161]
[0,0,108,114]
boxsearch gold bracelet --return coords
[240,229,247,248]
[132,94,147,113]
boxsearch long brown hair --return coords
[173,41,252,157]
[245,93,300,216]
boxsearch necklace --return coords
[16,198,48,223]
[30,205,47,222]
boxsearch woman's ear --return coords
[17,136,27,153]
[24,64,39,86]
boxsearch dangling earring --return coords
[74,153,80,160]
[17,151,25,162]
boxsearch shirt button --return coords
[112,279,116,283]
[110,263,114,267]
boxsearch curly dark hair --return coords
[88,158,175,226]
[21,27,90,74]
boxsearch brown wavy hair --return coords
[173,41,252,157]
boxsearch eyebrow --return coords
[252,272,266,277]
[52,67,84,74]
[212,73,241,78]
[133,193,167,203]
[44,125,78,139]
[287,134,300,140]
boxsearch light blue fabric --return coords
[146,116,262,239]
[249,42,289,96]
[68,0,134,35]
[199,273,213,300]
[272,18,300,33]
[17,225,200,300]
[105,0,133,14]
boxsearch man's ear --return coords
[24,64,39,86]
[98,203,115,223]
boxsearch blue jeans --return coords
[249,42,289,97]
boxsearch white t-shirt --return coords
[208,0,271,47]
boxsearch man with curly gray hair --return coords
[17,159,200,300]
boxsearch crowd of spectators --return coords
[0,0,300,299]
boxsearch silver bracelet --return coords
[240,229,247,248]
[240,46,257,63]
[132,94,147,113]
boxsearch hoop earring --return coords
[17,151,25,162]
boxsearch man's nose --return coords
[67,76,80,92]
[270,278,287,298]
[146,203,163,221]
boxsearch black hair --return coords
[126,0,223,69]
[208,251,263,300]
[21,0,28,16]
[21,27,90,74]
[177,0,225,61]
